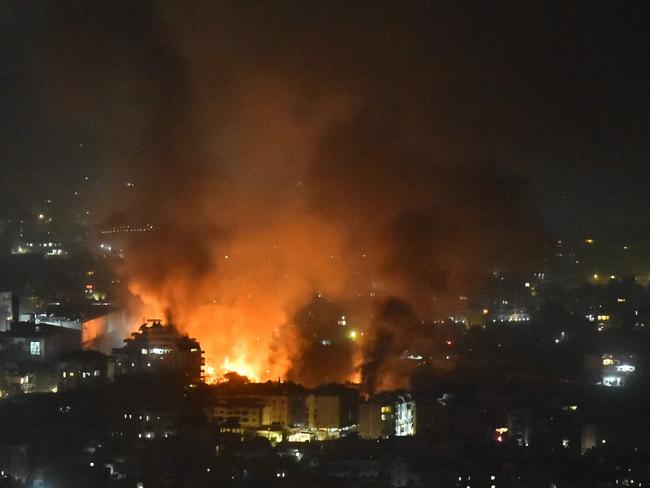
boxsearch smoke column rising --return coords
[39,1,545,390]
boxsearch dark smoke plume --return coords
[361,298,418,395]
[287,296,355,386]
[34,1,547,388]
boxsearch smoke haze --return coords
[37,1,546,390]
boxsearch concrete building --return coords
[82,309,131,354]
[217,381,307,428]
[359,392,416,439]
[0,292,12,332]
[600,353,636,387]
[112,320,204,386]
[113,408,179,441]
[0,322,80,362]
[306,384,358,437]
[206,397,266,429]
[584,353,637,387]
[57,350,115,391]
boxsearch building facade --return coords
[112,320,204,386]
[359,392,416,439]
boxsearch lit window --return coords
[151,347,172,354]
[30,341,41,356]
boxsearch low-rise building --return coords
[113,408,179,440]
[306,384,358,438]
[359,391,416,439]
[584,353,637,387]
[57,350,115,391]
[205,397,266,429]
[216,381,307,428]
[0,322,80,362]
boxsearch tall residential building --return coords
[112,320,204,386]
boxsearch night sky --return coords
[1,1,649,242]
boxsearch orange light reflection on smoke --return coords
[127,282,292,383]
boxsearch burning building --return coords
[40,1,546,392]
[112,320,204,387]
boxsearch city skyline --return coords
[1,2,650,486]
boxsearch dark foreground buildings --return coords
[1,298,650,487]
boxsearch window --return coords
[30,341,41,356]
[151,347,172,354]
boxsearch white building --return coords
[359,392,416,439]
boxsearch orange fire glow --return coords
[118,82,365,384]
[125,204,359,383]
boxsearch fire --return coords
[116,84,369,388]
[123,208,353,387]
[126,281,295,384]
[202,356,263,384]
[221,356,260,382]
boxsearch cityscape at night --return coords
[1,1,650,487]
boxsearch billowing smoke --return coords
[287,296,356,386]
[361,298,421,396]
[37,1,545,390]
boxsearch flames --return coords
[110,73,542,391]
[220,357,260,382]
[126,267,365,385]
[127,287,289,383]
[116,82,362,384]
[41,0,547,394]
